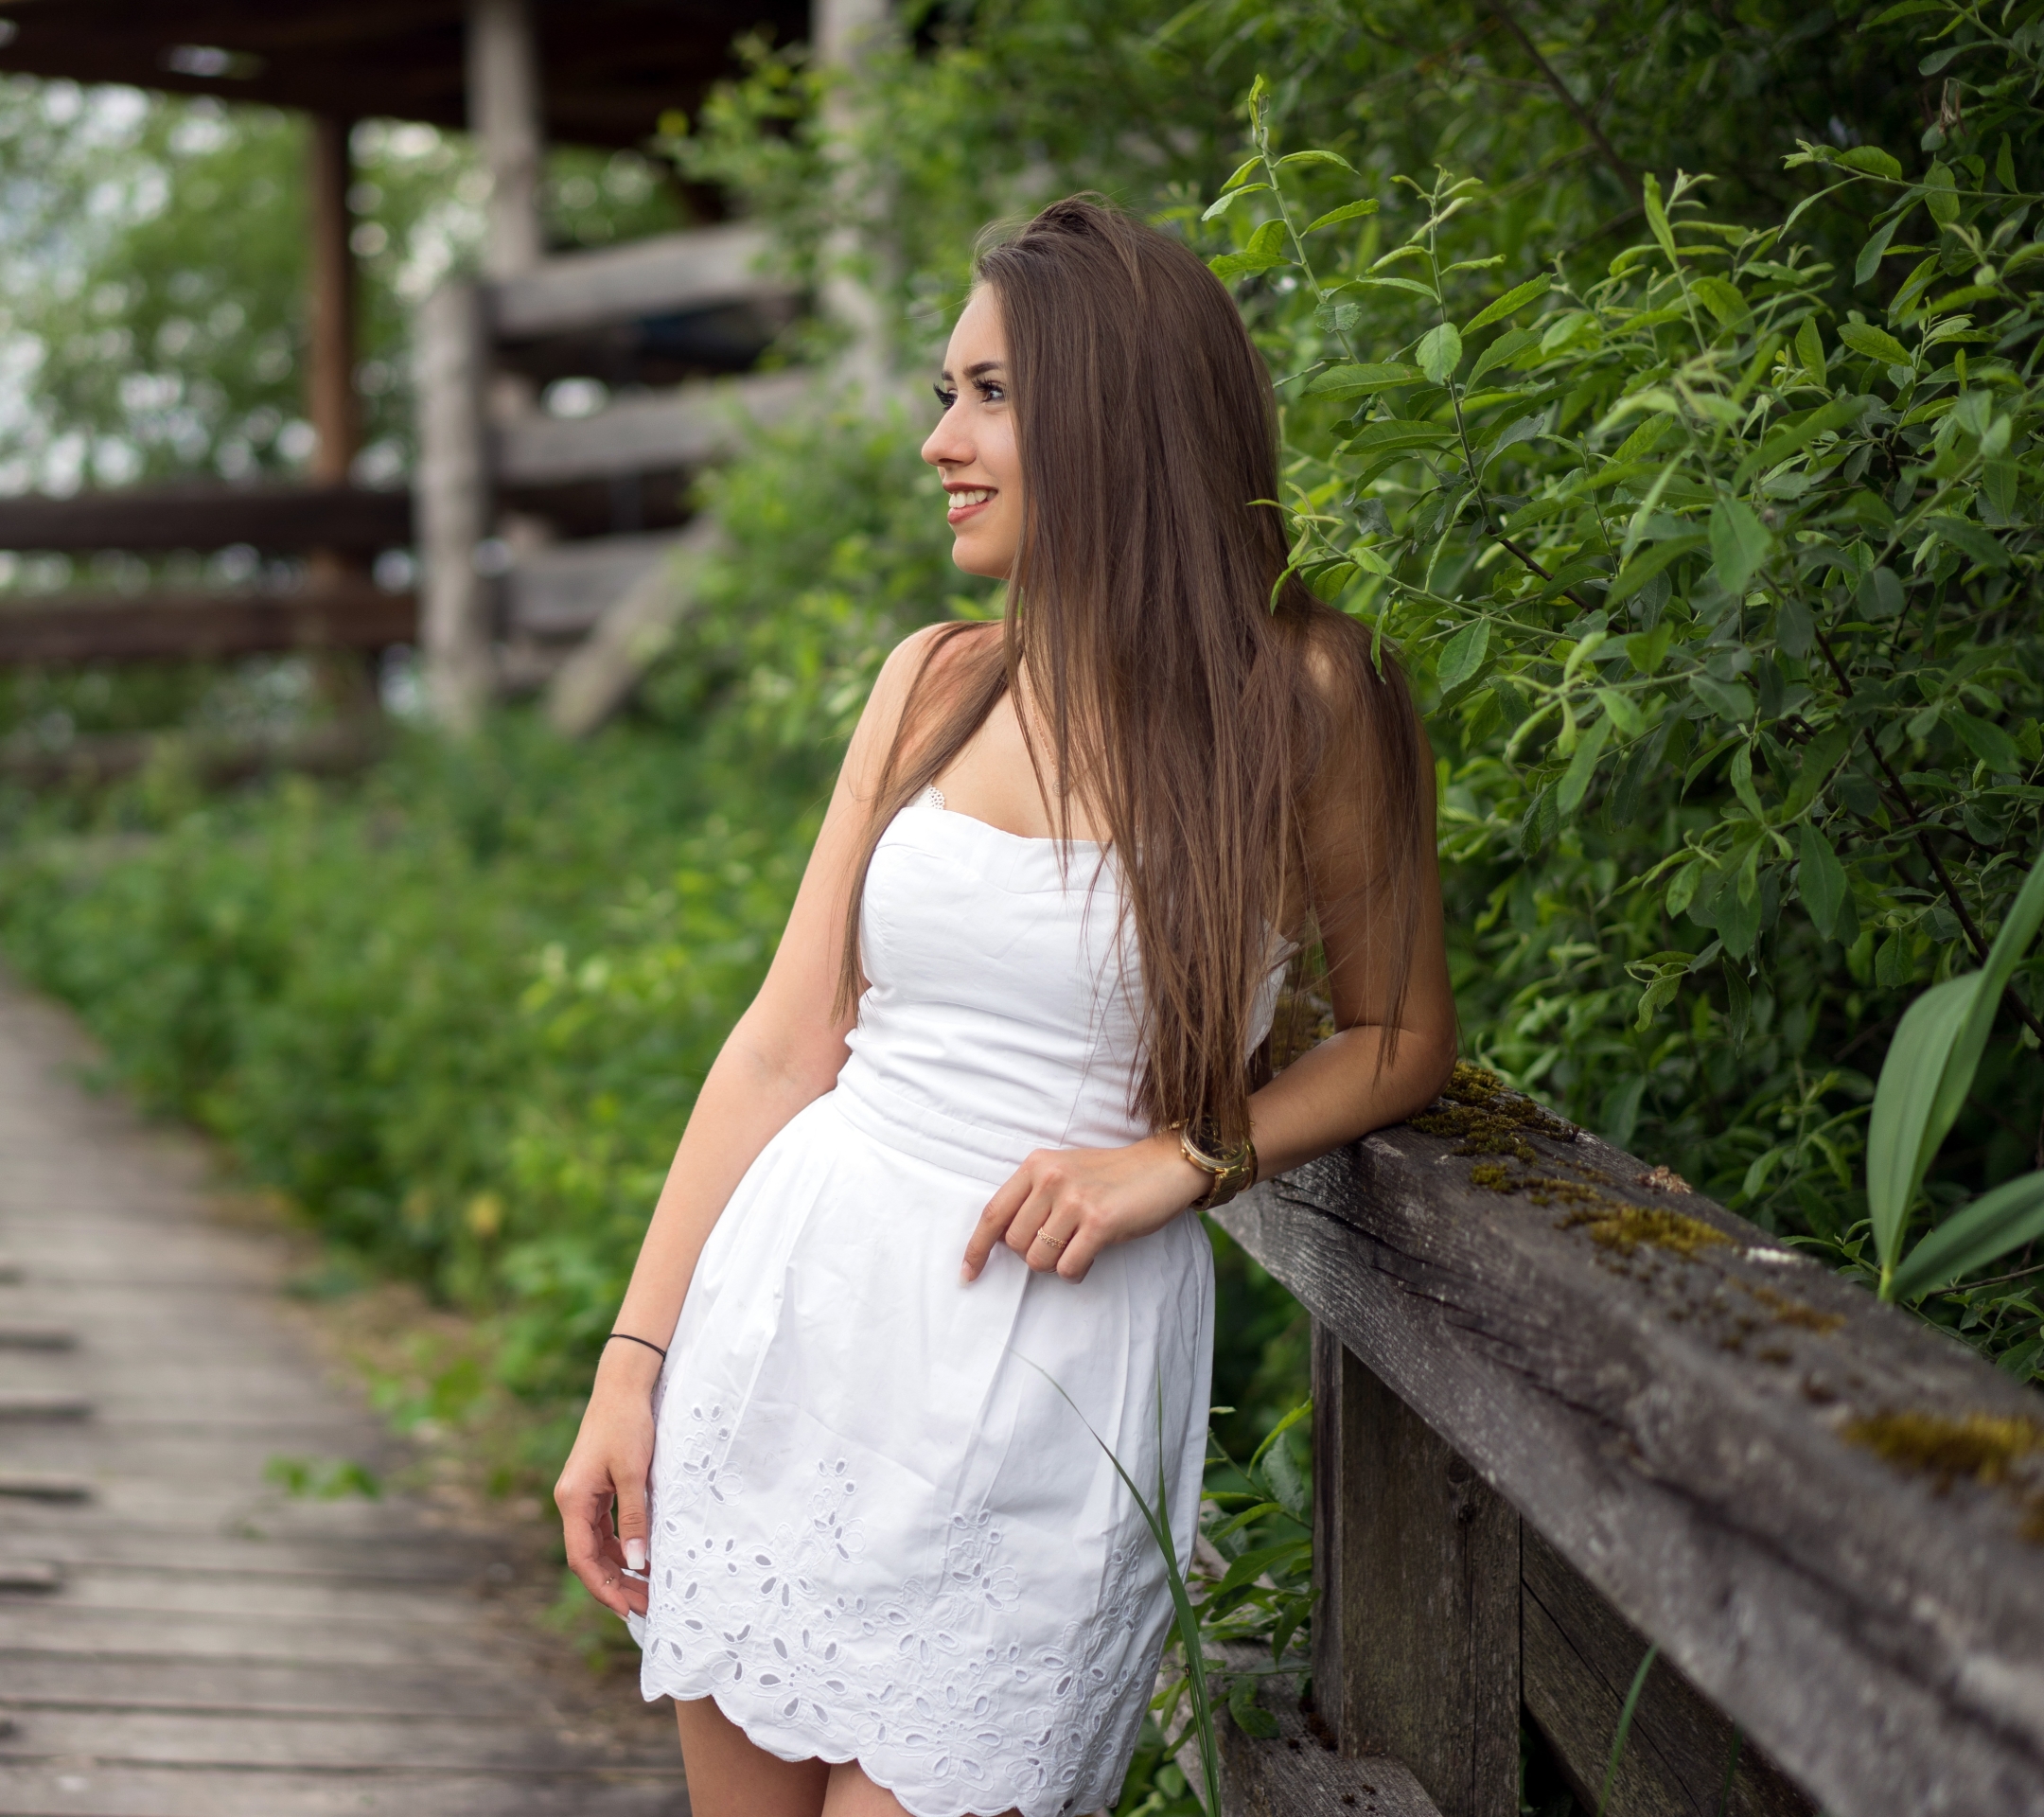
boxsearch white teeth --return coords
[949,489,993,507]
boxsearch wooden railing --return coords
[1205,1065,2044,1817]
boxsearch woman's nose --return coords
[922,412,967,468]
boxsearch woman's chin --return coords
[949,538,1015,580]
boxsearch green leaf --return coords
[1797,825,1854,943]
[1304,197,1380,234]
[1890,1171,2044,1301]
[1923,516,2010,571]
[1838,146,1905,181]
[1558,714,1613,815]
[1437,618,1491,691]
[1950,710,2021,774]
[1924,158,1960,226]
[1855,216,1902,288]
[1343,419,1454,456]
[1468,326,1542,384]
[1209,219,1291,280]
[1202,183,1269,221]
[1228,1672,1282,1738]
[1416,322,1463,384]
[1624,623,1673,675]
[1838,319,1910,365]
[1463,274,1552,334]
[1305,362,1419,399]
[1276,149,1355,172]
[1642,171,1680,268]
[1869,847,2044,1280]
[1708,496,1772,592]
[1689,673,1755,724]
[1691,275,1752,327]
[1729,744,1765,820]
[1735,395,1867,488]
[1220,155,1261,193]
[1609,534,1705,604]
[1795,319,1827,385]
[1348,274,1439,300]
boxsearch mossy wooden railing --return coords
[1207,1065,2044,1817]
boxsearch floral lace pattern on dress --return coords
[640,1412,1166,1817]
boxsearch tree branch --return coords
[1483,0,1642,203]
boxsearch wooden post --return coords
[467,0,544,280]
[811,0,891,392]
[1313,1324,1521,1817]
[307,114,359,488]
[414,281,493,730]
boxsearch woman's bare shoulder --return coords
[846,619,1002,784]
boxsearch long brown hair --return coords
[841,195,1426,1145]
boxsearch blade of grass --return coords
[1596,1641,1660,1817]
[1021,1355,1222,1815]
[1717,1726,1744,1817]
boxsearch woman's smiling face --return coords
[922,286,1022,580]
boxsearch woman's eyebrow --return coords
[965,360,1006,378]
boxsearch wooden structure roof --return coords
[0,0,810,148]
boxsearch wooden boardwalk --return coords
[0,971,688,1816]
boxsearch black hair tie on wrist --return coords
[606,1331,668,1361]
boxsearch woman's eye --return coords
[976,380,1006,403]
[932,383,958,411]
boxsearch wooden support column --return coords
[1313,1324,1521,1817]
[811,0,891,393]
[414,281,493,731]
[307,114,360,488]
[467,0,544,280]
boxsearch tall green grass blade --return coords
[1888,1168,2044,1300]
[1717,1727,1744,1817]
[1867,974,1980,1280]
[1595,1642,1659,1817]
[1022,1357,1221,1815]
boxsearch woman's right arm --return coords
[554,624,958,1618]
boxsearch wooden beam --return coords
[1312,1332,1519,1817]
[0,586,414,665]
[307,114,360,488]
[494,370,809,488]
[467,0,544,279]
[413,280,494,730]
[488,224,785,342]
[1212,1098,2044,1817]
[0,485,409,555]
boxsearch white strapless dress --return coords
[635,790,1277,1817]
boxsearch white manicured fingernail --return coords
[624,1538,646,1572]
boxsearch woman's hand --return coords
[962,1132,1211,1284]
[554,1341,662,1620]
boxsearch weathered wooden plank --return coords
[0,484,410,555]
[0,1561,61,1592]
[1523,1527,1812,1817]
[0,1391,92,1421]
[0,1324,75,1350]
[545,516,721,735]
[490,223,784,339]
[1,1654,555,1720]
[0,1473,91,1502]
[1213,1088,2044,1817]
[1312,1329,1518,1817]
[504,530,688,637]
[0,1707,684,1773]
[1214,1665,1444,1817]
[0,1605,562,1672]
[495,370,808,487]
[0,1764,689,1817]
[0,586,414,665]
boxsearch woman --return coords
[555,196,1455,1817]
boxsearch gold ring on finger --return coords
[1034,1229,1066,1248]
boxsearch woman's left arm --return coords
[962,700,1455,1284]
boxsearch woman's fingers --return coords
[962,1164,1033,1280]
[558,1468,646,1617]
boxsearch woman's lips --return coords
[946,488,996,525]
